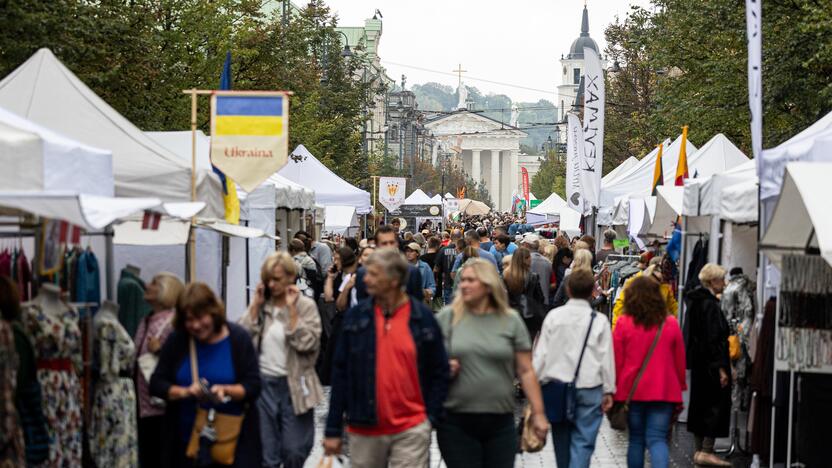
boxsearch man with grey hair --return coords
[522,234,553,305]
[596,229,618,264]
[324,248,450,468]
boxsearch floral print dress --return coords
[89,311,138,467]
[0,320,24,468]
[22,303,83,468]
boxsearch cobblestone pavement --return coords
[305,388,752,467]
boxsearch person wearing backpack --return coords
[289,239,322,301]
[533,270,616,468]
[503,247,546,339]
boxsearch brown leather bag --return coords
[185,339,244,465]
[519,404,545,453]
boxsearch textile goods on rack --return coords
[89,302,138,467]
[10,321,49,466]
[1,246,33,301]
[779,255,832,330]
[0,319,25,467]
[22,299,83,467]
[116,268,151,338]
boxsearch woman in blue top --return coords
[150,282,262,468]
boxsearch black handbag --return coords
[541,312,596,424]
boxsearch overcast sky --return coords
[327,0,653,103]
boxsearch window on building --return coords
[573,68,581,85]
[390,124,398,142]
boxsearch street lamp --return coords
[335,30,353,58]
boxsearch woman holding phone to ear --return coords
[240,252,323,468]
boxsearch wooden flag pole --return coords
[183,89,213,282]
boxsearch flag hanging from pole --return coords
[215,51,241,224]
[675,125,689,186]
[521,167,530,207]
[746,0,763,178]
[652,143,664,196]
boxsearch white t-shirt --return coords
[339,272,358,308]
[259,306,288,377]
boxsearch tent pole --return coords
[187,88,198,282]
[105,226,114,300]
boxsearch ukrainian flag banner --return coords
[210,91,290,192]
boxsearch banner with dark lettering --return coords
[582,47,604,213]
[566,113,585,213]
[210,91,290,192]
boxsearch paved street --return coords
[305,389,751,467]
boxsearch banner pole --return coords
[188,89,198,282]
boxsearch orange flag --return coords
[675,125,689,186]
[651,143,664,196]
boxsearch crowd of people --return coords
[0,213,742,468]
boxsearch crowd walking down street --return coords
[3,1,832,467]
[1,212,757,468]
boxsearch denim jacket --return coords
[324,297,450,437]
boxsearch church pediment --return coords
[425,111,525,137]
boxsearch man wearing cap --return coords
[405,242,436,304]
[451,230,499,273]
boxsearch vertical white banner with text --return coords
[566,113,585,213]
[746,0,762,177]
[378,177,407,212]
[582,47,605,214]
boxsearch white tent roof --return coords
[628,196,657,238]
[600,136,688,207]
[720,179,758,224]
[403,189,438,205]
[698,158,756,216]
[0,49,224,217]
[444,192,455,199]
[528,192,570,216]
[761,110,832,200]
[147,131,315,211]
[278,145,371,214]
[0,191,204,231]
[646,186,684,237]
[324,205,358,234]
[431,194,442,203]
[602,156,639,185]
[762,162,832,268]
[0,106,113,196]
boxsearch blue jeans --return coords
[443,286,454,305]
[551,386,604,468]
[257,376,314,468]
[626,401,674,468]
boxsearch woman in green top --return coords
[436,258,549,468]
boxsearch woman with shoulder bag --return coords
[612,276,686,468]
[150,283,261,468]
[134,272,184,467]
[503,247,546,339]
[240,252,323,468]
[436,258,548,468]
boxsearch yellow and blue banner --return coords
[210,91,289,192]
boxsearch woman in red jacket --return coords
[613,276,686,468]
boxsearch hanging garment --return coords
[0,250,10,278]
[11,321,49,467]
[89,310,138,468]
[116,269,151,338]
[22,303,83,468]
[683,239,709,296]
[0,320,25,468]
[15,249,32,302]
[75,250,100,310]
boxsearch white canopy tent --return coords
[431,194,442,204]
[720,179,758,224]
[403,189,440,205]
[0,106,113,196]
[761,162,832,268]
[0,192,204,232]
[526,192,582,236]
[602,156,639,185]
[0,49,224,217]
[279,145,371,214]
[599,137,677,208]
[324,205,359,235]
[646,186,684,238]
[761,110,832,201]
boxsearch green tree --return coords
[530,152,565,201]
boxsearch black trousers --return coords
[138,415,165,468]
[436,412,517,468]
